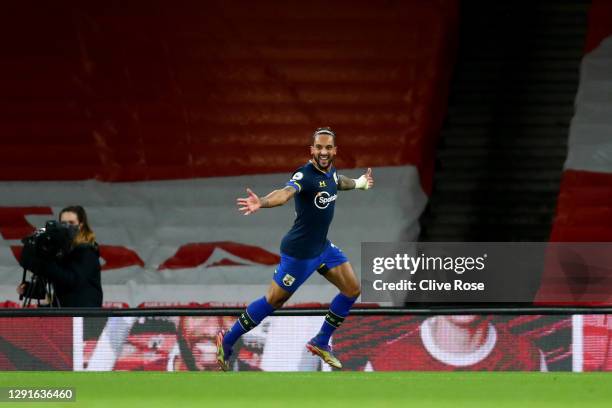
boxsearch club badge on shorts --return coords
[282,274,296,287]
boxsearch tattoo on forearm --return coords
[338,175,356,191]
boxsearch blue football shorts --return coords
[273,241,348,293]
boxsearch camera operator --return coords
[17,205,103,307]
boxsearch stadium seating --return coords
[0,0,458,189]
[536,0,612,304]
[0,1,459,305]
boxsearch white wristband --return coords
[354,175,369,190]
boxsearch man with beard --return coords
[217,127,374,370]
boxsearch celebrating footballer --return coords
[217,127,374,370]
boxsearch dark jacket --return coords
[36,244,103,307]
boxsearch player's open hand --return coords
[364,168,374,189]
[237,188,262,215]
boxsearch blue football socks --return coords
[313,292,357,346]
[223,296,275,349]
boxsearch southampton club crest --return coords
[282,273,296,287]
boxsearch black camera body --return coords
[18,220,78,306]
[21,220,78,262]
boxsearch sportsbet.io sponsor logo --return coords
[314,191,337,209]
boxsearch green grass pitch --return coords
[2,372,611,407]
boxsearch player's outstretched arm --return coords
[338,168,374,191]
[236,186,296,215]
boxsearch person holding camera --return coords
[17,205,103,307]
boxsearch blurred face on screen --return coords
[311,134,336,170]
[176,316,234,371]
